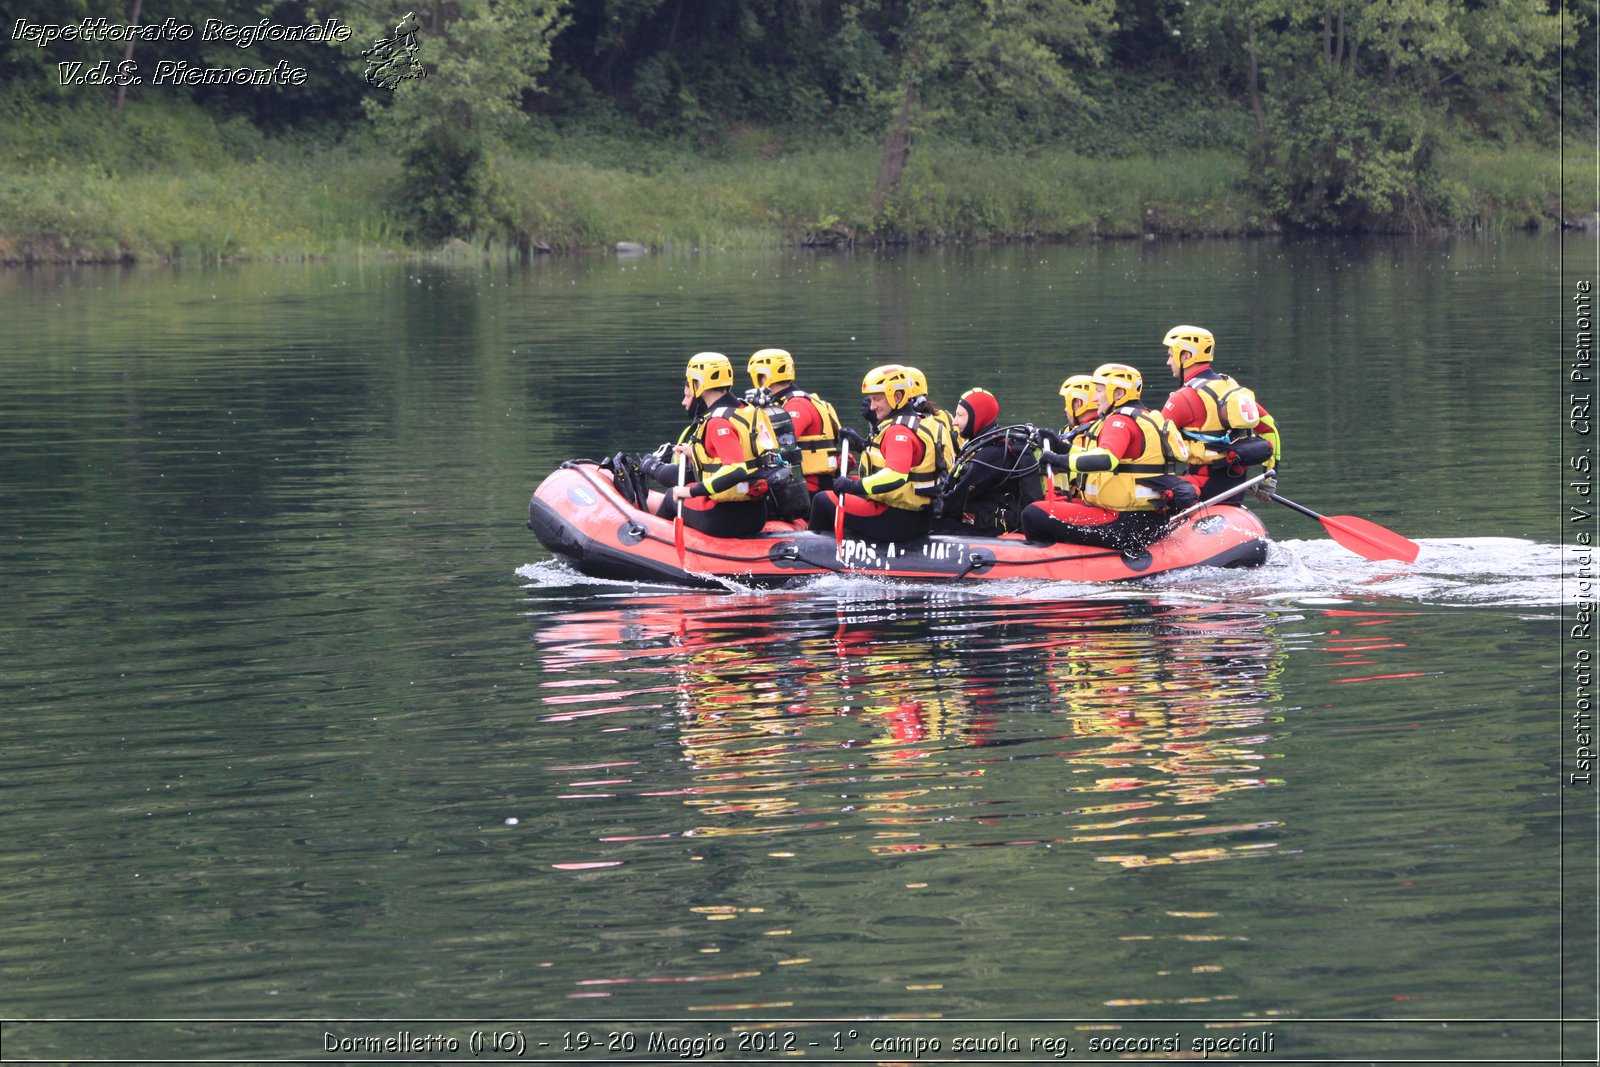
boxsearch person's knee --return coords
[1020,504,1054,542]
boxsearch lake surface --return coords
[1,236,1593,1063]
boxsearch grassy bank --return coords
[0,103,1580,265]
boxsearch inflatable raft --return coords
[528,461,1270,589]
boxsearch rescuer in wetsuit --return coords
[1020,365,1196,551]
[1158,325,1281,503]
[639,352,769,538]
[809,363,953,544]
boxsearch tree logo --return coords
[361,11,426,91]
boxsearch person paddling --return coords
[639,352,769,538]
[1158,325,1282,503]
[809,363,952,544]
[1020,365,1195,551]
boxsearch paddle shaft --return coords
[834,440,850,547]
[1166,472,1268,526]
[1039,423,1092,502]
[1264,492,1320,523]
[674,453,687,566]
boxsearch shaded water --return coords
[0,237,1591,1062]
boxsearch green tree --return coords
[1185,0,1561,230]
[182,1,369,132]
[348,1,569,240]
[1562,0,1597,110]
[867,0,1115,216]
[540,0,879,136]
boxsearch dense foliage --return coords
[0,0,1586,244]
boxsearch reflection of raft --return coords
[528,461,1270,589]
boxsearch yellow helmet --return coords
[1058,373,1102,424]
[1161,325,1215,370]
[900,365,930,401]
[747,347,795,389]
[862,363,921,409]
[1093,362,1142,405]
[685,352,734,397]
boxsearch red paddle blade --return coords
[1320,513,1420,564]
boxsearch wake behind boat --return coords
[527,460,1270,589]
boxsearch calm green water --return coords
[0,237,1592,1063]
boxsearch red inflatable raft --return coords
[528,461,1269,589]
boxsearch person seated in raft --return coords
[833,363,957,473]
[936,387,1041,536]
[1024,370,1107,507]
[738,347,841,524]
[637,352,769,539]
[809,363,953,544]
[1157,325,1282,503]
[743,347,844,497]
[902,365,960,470]
[1020,365,1197,552]
[951,386,999,451]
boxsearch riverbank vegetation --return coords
[0,0,1590,263]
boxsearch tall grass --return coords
[0,99,1574,263]
[492,142,877,250]
[0,153,402,263]
[486,139,1262,251]
[880,142,1259,239]
[0,99,404,263]
[1447,142,1572,231]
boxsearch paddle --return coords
[1041,439,1059,503]
[674,452,687,570]
[1265,491,1419,564]
[1036,423,1094,503]
[834,439,850,558]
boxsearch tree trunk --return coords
[1333,7,1346,70]
[115,0,143,116]
[665,0,684,54]
[871,81,919,216]
[1246,23,1265,134]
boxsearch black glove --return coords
[1039,449,1071,468]
[639,450,677,486]
[839,426,869,451]
[1037,430,1067,452]
[832,475,863,496]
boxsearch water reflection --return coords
[532,592,1290,870]
[1038,602,1286,868]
